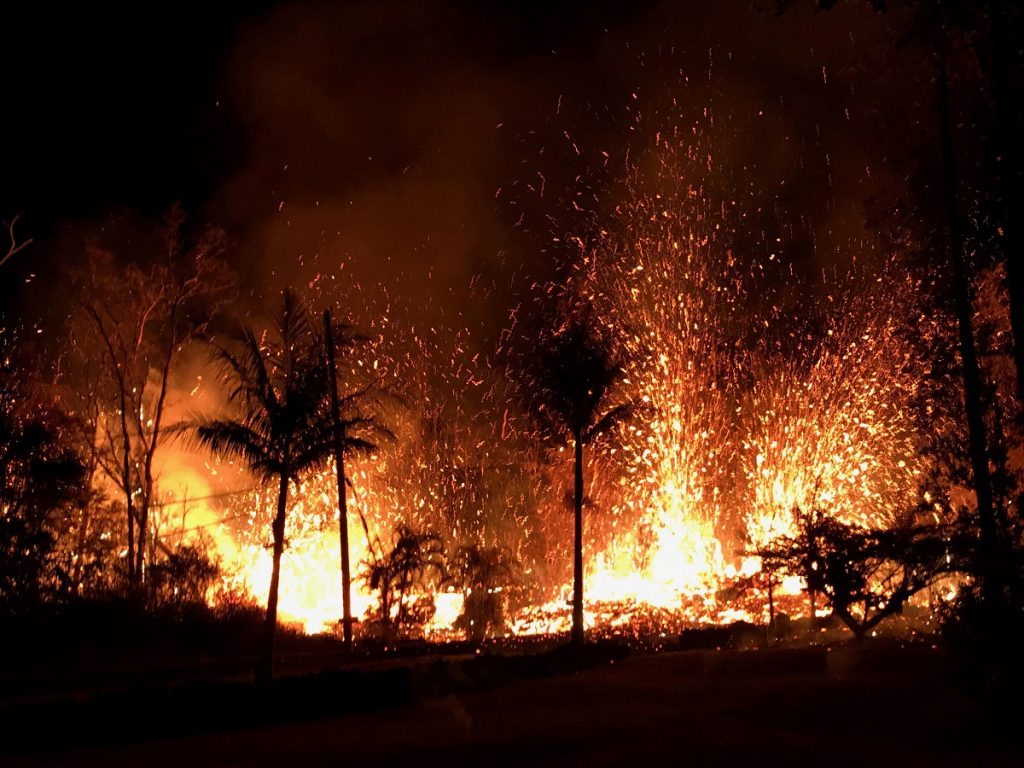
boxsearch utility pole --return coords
[324,309,353,652]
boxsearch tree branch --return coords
[0,213,33,270]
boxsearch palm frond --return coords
[585,401,640,444]
[342,415,396,445]
[179,419,278,480]
[525,311,633,441]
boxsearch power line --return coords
[150,487,259,536]
[176,510,254,535]
[149,487,258,508]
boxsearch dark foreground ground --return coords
[5,646,1021,767]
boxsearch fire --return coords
[588,510,725,606]
[221,532,373,636]
[497,132,935,635]
[158,121,944,641]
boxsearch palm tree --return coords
[449,543,517,640]
[321,308,393,653]
[182,289,332,684]
[362,525,445,641]
[526,311,634,646]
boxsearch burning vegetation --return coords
[1,0,1022,703]
[2,130,1015,654]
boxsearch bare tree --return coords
[68,207,232,594]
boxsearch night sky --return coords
[3,1,923,328]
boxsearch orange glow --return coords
[156,139,949,641]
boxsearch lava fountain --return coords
[187,122,937,638]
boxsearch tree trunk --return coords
[83,303,138,593]
[72,502,91,593]
[380,578,392,640]
[850,622,867,644]
[324,310,353,653]
[135,504,148,591]
[115,364,137,594]
[119,389,136,592]
[936,47,999,589]
[571,431,585,647]
[136,313,177,595]
[258,472,289,685]
[395,571,409,642]
[988,0,1024,404]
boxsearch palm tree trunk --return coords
[258,472,289,685]
[324,310,353,653]
[571,431,585,646]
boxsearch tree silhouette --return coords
[146,537,221,613]
[524,311,634,646]
[181,289,333,684]
[0,331,89,614]
[758,507,956,642]
[362,525,445,641]
[449,543,517,640]
[932,34,1003,604]
[787,0,1015,613]
[69,208,232,594]
[0,377,88,611]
